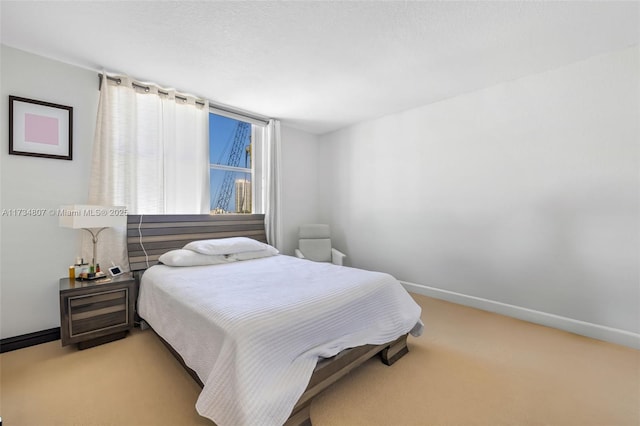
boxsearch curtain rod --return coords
[98,74,270,125]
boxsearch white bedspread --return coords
[138,254,423,426]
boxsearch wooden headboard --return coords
[126,214,267,273]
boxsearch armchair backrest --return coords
[298,224,332,262]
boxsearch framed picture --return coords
[9,96,73,160]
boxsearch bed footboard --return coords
[151,326,409,426]
[380,333,409,366]
[286,334,410,426]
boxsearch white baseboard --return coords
[401,281,640,350]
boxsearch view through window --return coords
[209,113,253,214]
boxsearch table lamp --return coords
[59,205,126,266]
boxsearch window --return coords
[209,113,264,214]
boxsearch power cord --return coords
[137,214,150,268]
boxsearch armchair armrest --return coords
[331,248,346,266]
[294,249,305,259]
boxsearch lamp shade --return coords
[58,205,126,229]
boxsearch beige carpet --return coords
[1,294,638,426]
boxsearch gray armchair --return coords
[294,224,346,266]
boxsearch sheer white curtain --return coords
[264,119,282,250]
[86,74,210,270]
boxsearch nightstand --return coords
[59,275,136,349]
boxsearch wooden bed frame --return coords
[127,214,410,426]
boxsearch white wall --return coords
[0,45,321,339]
[1,45,99,338]
[280,125,320,255]
[319,47,639,342]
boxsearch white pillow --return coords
[184,237,273,255]
[228,246,279,261]
[158,249,230,267]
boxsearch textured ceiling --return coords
[1,1,638,134]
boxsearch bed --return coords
[127,214,423,426]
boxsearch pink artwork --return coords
[9,96,72,160]
[24,113,59,145]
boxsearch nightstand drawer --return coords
[68,288,129,337]
[70,290,124,309]
[71,310,127,336]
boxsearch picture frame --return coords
[9,95,73,160]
